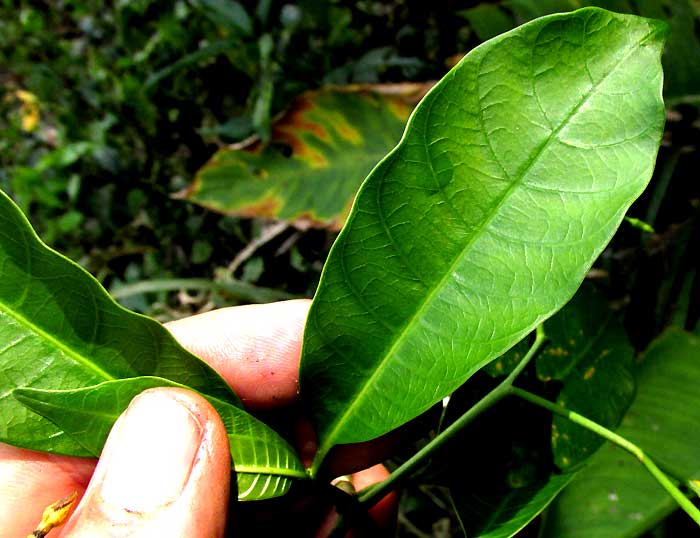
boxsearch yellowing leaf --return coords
[185,83,433,230]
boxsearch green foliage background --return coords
[2,1,700,536]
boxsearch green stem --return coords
[357,326,547,509]
[511,387,700,527]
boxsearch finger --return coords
[59,388,230,538]
[0,443,95,536]
[351,464,398,532]
[166,299,310,410]
[315,465,398,538]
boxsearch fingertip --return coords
[351,465,398,532]
[166,300,311,410]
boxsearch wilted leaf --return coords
[185,84,432,230]
[300,8,666,473]
[541,329,700,537]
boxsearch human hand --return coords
[0,300,396,537]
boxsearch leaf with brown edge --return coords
[184,83,433,230]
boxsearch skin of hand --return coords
[0,300,397,537]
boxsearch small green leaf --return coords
[191,0,252,37]
[14,377,306,501]
[300,8,667,472]
[186,84,429,229]
[541,329,700,537]
[624,216,655,233]
[452,474,575,538]
[0,189,239,456]
[443,392,578,538]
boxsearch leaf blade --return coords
[300,8,667,471]
[14,377,307,501]
[0,188,239,455]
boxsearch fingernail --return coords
[99,391,203,512]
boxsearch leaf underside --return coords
[14,377,307,501]
[300,7,666,470]
[0,190,305,500]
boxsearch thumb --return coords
[59,388,231,537]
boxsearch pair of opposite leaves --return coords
[0,7,666,500]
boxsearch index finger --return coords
[165,299,310,410]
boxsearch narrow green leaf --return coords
[541,329,700,537]
[300,8,667,471]
[191,0,253,37]
[537,285,636,469]
[186,84,430,229]
[14,377,307,501]
[452,473,575,538]
[441,388,578,538]
[0,189,238,456]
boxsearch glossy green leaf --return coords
[186,84,430,230]
[14,377,307,501]
[538,285,636,469]
[0,189,238,456]
[541,329,700,537]
[300,8,666,471]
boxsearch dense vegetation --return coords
[2,1,700,536]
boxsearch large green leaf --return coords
[541,329,700,537]
[300,8,666,472]
[14,377,307,501]
[538,285,636,469]
[0,189,238,456]
[186,84,429,230]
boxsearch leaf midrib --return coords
[316,24,655,463]
[16,379,307,477]
[0,302,115,383]
[234,464,307,478]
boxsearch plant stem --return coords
[511,387,700,527]
[357,326,547,509]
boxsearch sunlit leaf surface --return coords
[300,8,667,471]
[14,377,307,501]
[0,190,304,500]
